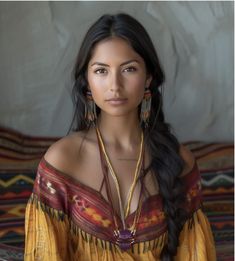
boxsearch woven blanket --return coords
[0,127,233,260]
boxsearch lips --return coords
[106,97,128,106]
[106,98,127,101]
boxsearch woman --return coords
[24,13,216,260]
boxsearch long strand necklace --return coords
[96,127,144,251]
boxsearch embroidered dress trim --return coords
[28,192,202,254]
[29,156,203,251]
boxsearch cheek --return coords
[88,74,102,88]
[126,77,145,96]
[125,70,146,87]
[87,74,106,98]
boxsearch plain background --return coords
[0,1,233,142]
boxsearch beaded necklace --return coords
[96,127,145,251]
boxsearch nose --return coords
[110,71,123,92]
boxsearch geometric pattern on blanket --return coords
[0,126,233,261]
[186,141,234,261]
[0,126,59,251]
[0,243,24,261]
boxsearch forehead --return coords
[89,37,144,64]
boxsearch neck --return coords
[97,110,142,151]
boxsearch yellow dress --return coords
[24,157,216,260]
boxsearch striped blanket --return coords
[0,127,233,260]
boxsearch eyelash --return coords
[94,66,137,74]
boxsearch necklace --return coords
[96,127,144,251]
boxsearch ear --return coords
[145,74,153,88]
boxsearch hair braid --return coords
[69,13,189,259]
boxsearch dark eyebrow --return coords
[90,59,140,67]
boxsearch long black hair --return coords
[69,13,187,260]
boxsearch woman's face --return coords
[87,37,152,118]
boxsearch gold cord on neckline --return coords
[96,127,144,228]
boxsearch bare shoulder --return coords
[179,144,196,177]
[44,131,88,173]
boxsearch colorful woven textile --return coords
[0,127,233,260]
[0,243,23,261]
[0,127,58,249]
[185,142,234,261]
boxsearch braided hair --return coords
[69,13,188,260]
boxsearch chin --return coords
[101,107,138,118]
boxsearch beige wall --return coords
[0,1,233,142]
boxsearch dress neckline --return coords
[40,156,161,222]
[40,155,197,222]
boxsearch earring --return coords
[140,87,152,128]
[85,90,97,126]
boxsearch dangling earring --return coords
[85,89,97,126]
[140,87,152,128]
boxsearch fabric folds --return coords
[24,157,216,260]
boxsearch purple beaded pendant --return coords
[114,229,135,251]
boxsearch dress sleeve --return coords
[24,158,73,261]
[175,161,217,261]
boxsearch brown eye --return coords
[94,68,107,74]
[123,67,137,72]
